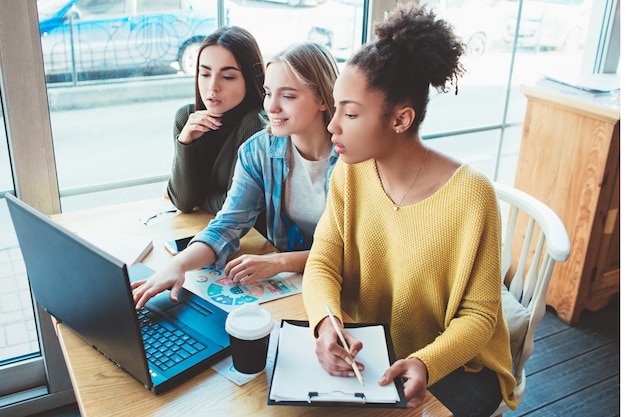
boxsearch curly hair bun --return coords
[346,2,465,127]
[375,2,465,90]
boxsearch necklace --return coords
[376,148,430,211]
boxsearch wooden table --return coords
[51,198,452,417]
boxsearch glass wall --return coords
[1,3,74,416]
[42,0,366,211]
[0,99,39,367]
[39,0,608,213]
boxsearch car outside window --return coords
[39,0,219,81]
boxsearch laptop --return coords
[6,194,231,394]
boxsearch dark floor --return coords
[504,296,620,417]
[30,298,620,417]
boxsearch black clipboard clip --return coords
[307,391,366,404]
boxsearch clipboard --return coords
[267,320,407,408]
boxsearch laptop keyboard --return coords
[137,308,207,372]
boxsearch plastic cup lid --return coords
[225,303,274,340]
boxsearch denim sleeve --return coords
[191,138,266,268]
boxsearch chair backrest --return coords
[493,182,570,382]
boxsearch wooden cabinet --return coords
[514,82,620,324]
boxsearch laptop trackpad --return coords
[167,297,213,323]
[150,291,230,348]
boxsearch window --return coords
[1,3,74,415]
[0,95,39,370]
[227,0,365,62]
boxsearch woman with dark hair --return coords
[134,42,339,311]
[167,26,266,214]
[302,4,517,416]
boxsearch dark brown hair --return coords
[194,26,265,112]
[348,3,465,131]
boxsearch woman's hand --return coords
[379,358,428,408]
[314,317,364,378]
[131,260,186,310]
[131,241,216,309]
[178,110,223,144]
[224,253,283,285]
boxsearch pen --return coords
[325,305,364,386]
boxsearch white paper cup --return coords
[225,304,274,374]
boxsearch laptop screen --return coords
[6,194,153,389]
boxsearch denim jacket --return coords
[191,129,339,268]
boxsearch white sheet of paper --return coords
[269,321,400,404]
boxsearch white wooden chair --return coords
[490,182,570,416]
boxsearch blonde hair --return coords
[266,42,339,130]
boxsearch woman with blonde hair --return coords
[134,41,339,309]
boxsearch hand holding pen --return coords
[325,305,364,385]
[314,305,365,385]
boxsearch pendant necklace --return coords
[377,148,430,211]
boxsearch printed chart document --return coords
[268,320,406,408]
[183,266,302,312]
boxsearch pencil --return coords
[325,305,364,386]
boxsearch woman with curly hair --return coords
[302,3,517,415]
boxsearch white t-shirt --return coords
[283,140,330,245]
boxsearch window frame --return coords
[0,1,72,416]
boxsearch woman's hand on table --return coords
[225,253,283,285]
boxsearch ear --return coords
[391,106,416,134]
[318,98,327,112]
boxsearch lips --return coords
[332,141,345,153]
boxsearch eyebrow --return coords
[199,64,241,72]
[337,99,362,106]
[263,85,299,93]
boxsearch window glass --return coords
[77,0,125,15]
[421,0,590,132]
[36,0,604,207]
[505,0,591,111]
[39,0,221,210]
[0,95,39,365]
[417,0,591,180]
[227,0,364,63]
[42,0,365,212]
[40,0,217,82]
[49,98,181,211]
[136,0,181,13]
[427,125,524,184]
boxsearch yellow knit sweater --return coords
[302,159,517,409]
